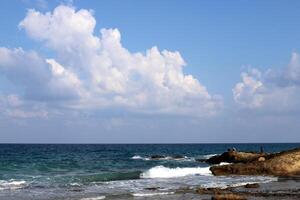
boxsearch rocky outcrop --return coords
[195,187,247,200]
[244,183,259,188]
[173,155,184,159]
[206,150,266,165]
[210,148,300,176]
[150,155,165,160]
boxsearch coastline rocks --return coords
[144,187,160,191]
[244,183,260,188]
[212,194,246,200]
[244,183,259,188]
[173,155,184,159]
[206,150,266,165]
[150,155,165,160]
[210,148,300,176]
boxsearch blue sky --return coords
[1,0,300,143]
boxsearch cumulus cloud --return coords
[0,5,221,117]
[233,52,300,113]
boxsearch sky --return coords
[1,0,300,143]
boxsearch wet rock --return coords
[150,155,165,159]
[144,187,160,190]
[173,155,184,159]
[211,194,246,200]
[196,187,225,194]
[244,183,260,188]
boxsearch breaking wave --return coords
[79,196,106,200]
[0,180,28,191]
[140,165,211,179]
[132,192,174,197]
[131,155,195,162]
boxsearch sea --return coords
[0,143,299,199]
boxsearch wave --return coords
[80,196,106,200]
[219,162,230,165]
[131,155,150,161]
[140,165,212,179]
[131,155,143,159]
[132,192,174,197]
[202,154,218,159]
[0,180,28,191]
[132,154,219,162]
[131,155,195,162]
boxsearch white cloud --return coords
[233,52,300,113]
[0,5,221,117]
[0,94,48,119]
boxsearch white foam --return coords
[202,154,218,159]
[132,192,174,197]
[70,182,81,186]
[80,196,106,200]
[140,165,212,179]
[132,155,143,159]
[219,162,230,165]
[0,180,27,190]
[132,155,195,162]
[131,155,150,161]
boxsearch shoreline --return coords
[72,177,300,200]
[108,178,300,200]
[1,144,300,200]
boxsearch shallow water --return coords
[0,143,298,199]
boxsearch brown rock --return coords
[244,183,260,188]
[211,194,247,200]
[210,148,300,176]
[196,187,224,194]
[258,157,265,162]
[206,150,266,165]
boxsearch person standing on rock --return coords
[260,146,264,153]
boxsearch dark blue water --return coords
[0,143,299,199]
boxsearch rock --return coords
[210,148,300,176]
[244,183,260,188]
[258,157,265,162]
[150,155,165,160]
[144,187,160,190]
[196,187,223,194]
[206,150,266,165]
[211,194,246,200]
[173,155,184,159]
[196,158,207,162]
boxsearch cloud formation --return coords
[0,94,48,119]
[0,5,221,118]
[233,52,300,113]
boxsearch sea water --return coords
[0,143,298,199]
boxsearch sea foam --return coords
[80,196,106,200]
[131,155,195,162]
[0,180,27,190]
[132,192,174,197]
[140,165,211,178]
[202,154,218,159]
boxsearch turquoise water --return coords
[0,143,299,199]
